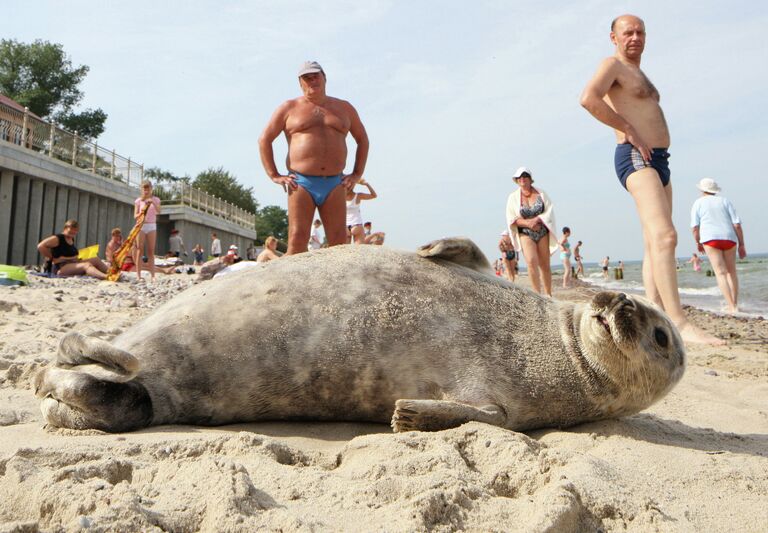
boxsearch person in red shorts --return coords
[691,178,747,313]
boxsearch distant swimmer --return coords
[580,14,723,345]
[688,252,702,273]
[600,256,610,279]
[259,60,369,255]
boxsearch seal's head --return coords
[578,291,685,413]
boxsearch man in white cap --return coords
[580,15,723,345]
[690,178,746,313]
[258,60,369,255]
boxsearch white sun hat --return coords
[696,178,721,194]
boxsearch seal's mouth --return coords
[591,292,637,340]
[594,314,611,334]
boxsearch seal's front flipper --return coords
[417,237,491,273]
[391,399,506,432]
[56,332,139,382]
[35,366,152,432]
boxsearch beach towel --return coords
[106,202,151,281]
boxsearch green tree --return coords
[192,167,259,213]
[255,205,288,244]
[0,39,107,140]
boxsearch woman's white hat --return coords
[513,166,533,182]
[697,178,721,194]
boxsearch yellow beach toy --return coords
[0,264,29,286]
[77,244,100,260]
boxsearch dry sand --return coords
[0,272,766,532]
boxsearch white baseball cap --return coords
[298,61,324,77]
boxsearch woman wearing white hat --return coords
[690,178,746,313]
[505,167,559,296]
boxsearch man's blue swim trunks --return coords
[614,143,671,190]
[290,171,343,206]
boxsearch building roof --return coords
[0,93,44,119]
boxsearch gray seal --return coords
[34,238,685,433]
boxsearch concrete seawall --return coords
[0,143,257,266]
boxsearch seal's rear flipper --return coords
[417,237,491,273]
[391,399,506,432]
[55,332,139,382]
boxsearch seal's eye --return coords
[654,328,668,347]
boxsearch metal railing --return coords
[0,100,256,231]
[155,181,257,230]
[0,101,144,185]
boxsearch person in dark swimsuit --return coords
[507,167,556,296]
[37,219,109,279]
[498,231,518,282]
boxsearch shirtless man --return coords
[580,14,722,345]
[259,61,369,255]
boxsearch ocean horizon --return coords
[564,253,768,318]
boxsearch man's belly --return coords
[288,132,348,175]
[612,101,670,147]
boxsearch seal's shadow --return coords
[138,421,390,442]
[560,413,768,458]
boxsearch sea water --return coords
[576,253,768,318]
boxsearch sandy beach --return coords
[1,272,766,532]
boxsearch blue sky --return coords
[5,1,767,263]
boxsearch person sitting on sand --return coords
[192,244,205,266]
[363,221,386,245]
[105,227,123,266]
[257,236,281,263]
[37,220,109,280]
[198,253,237,281]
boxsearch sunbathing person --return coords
[37,220,109,280]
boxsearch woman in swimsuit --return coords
[37,219,109,279]
[345,179,378,244]
[559,226,572,289]
[505,167,559,296]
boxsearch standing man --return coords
[580,14,721,345]
[259,61,369,255]
[210,232,221,258]
[573,240,584,279]
[600,256,610,279]
[168,229,186,259]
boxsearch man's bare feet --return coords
[677,321,726,346]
